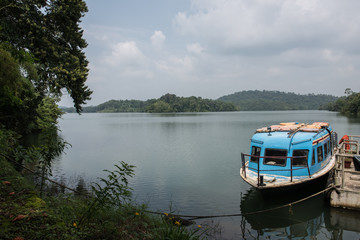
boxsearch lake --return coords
[55,111,360,239]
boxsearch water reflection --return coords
[346,116,360,124]
[239,188,360,239]
[326,207,360,239]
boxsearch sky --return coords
[60,0,360,106]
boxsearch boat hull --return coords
[257,171,331,197]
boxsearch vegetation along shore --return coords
[0,157,209,239]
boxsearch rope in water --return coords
[3,155,335,221]
[145,185,335,220]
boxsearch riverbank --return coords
[0,158,205,240]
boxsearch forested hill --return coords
[218,90,338,111]
[63,93,237,113]
[62,91,339,113]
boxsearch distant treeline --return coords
[61,90,342,113]
[62,93,237,113]
[325,90,360,117]
[218,90,338,111]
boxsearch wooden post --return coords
[341,155,345,188]
[241,153,246,178]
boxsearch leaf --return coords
[12,215,27,222]
[2,181,11,185]
[13,237,24,240]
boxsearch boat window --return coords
[324,142,328,158]
[250,146,261,163]
[292,150,309,167]
[264,149,287,166]
[311,149,316,165]
[317,146,323,162]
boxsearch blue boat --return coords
[240,122,338,194]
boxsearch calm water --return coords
[55,111,360,239]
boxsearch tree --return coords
[0,0,92,112]
[342,92,360,116]
[0,1,90,182]
[146,100,173,113]
[0,47,39,134]
[344,88,353,97]
[36,96,64,131]
[160,93,177,104]
[325,89,360,117]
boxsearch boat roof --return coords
[251,122,331,148]
[255,122,329,133]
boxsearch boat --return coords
[240,122,338,195]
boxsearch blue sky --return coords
[61,0,360,106]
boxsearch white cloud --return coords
[175,0,360,55]
[280,48,324,68]
[156,55,194,76]
[151,30,166,50]
[105,41,144,66]
[187,43,204,54]
[322,49,339,62]
[268,67,283,76]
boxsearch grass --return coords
[0,158,207,240]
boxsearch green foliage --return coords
[64,93,238,113]
[154,219,203,240]
[0,126,42,176]
[36,96,64,131]
[147,100,173,113]
[1,154,207,239]
[78,161,135,226]
[0,125,68,200]
[0,47,68,197]
[325,97,346,112]
[147,94,237,113]
[218,90,338,111]
[37,131,68,197]
[1,1,80,193]
[96,99,148,113]
[0,46,68,192]
[0,0,92,112]
[63,91,339,113]
[0,47,40,134]
[326,90,360,117]
[0,127,19,156]
[92,161,135,207]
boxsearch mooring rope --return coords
[144,185,335,220]
[2,155,335,222]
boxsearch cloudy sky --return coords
[61,0,360,106]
